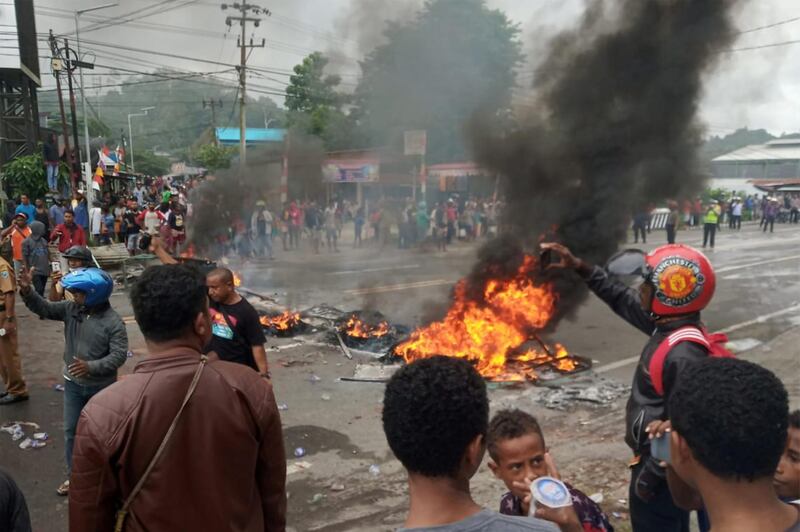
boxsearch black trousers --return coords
[702,223,716,248]
[32,274,47,297]
[630,463,690,532]
[764,217,775,232]
[665,224,676,244]
[732,215,741,230]
[633,225,646,243]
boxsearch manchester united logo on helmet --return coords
[653,256,706,307]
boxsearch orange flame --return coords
[179,244,196,258]
[394,255,580,381]
[341,315,391,339]
[260,311,302,331]
[233,272,242,287]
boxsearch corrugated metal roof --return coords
[712,142,800,162]
[215,127,286,144]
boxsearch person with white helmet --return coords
[541,241,727,532]
[18,266,128,496]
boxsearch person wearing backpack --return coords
[541,242,727,532]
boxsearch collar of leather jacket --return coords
[134,348,207,373]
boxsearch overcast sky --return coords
[34,0,800,137]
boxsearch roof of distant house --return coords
[215,127,286,144]
[713,139,800,162]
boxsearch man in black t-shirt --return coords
[205,268,269,377]
[123,201,141,256]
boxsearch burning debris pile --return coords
[336,311,407,353]
[259,311,310,337]
[392,253,588,382]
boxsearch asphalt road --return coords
[2,221,800,531]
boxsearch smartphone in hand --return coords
[651,432,671,464]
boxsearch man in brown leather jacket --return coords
[69,264,287,531]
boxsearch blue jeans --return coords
[46,163,58,190]
[64,379,110,473]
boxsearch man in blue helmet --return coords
[18,266,128,497]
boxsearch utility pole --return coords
[64,39,83,192]
[203,98,223,146]
[49,31,77,191]
[222,2,269,167]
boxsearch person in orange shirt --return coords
[1,213,32,275]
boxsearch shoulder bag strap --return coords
[114,355,208,532]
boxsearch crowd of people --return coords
[0,213,795,531]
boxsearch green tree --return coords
[352,0,522,163]
[133,149,170,176]
[285,52,349,147]
[194,144,235,171]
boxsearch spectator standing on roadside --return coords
[113,198,126,243]
[205,267,271,379]
[123,201,141,255]
[2,214,31,275]
[19,267,126,496]
[133,181,146,206]
[665,201,679,244]
[324,202,339,253]
[354,206,365,248]
[416,201,430,245]
[702,201,719,249]
[305,201,322,254]
[88,203,103,245]
[731,198,743,230]
[434,201,448,252]
[383,356,572,532]
[50,211,86,259]
[632,209,650,244]
[33,198,50,237]
[68,265,286,531]
[49,196,66,229]
[72,191,89,235]
[446,199,457,245]
[168,202,187,254]
[43,133,59,192]
[0,244,27,406]
[251,201,274,259]
[764,198,779,234]
[21,221,50,296]
[289,200,302,249]
[660,358,800,532]
[14,195,35,223]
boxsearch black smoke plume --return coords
[468,0,740,324]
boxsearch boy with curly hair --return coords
[487,409,613,531]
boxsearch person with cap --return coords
[49,246,94,302]
[541,241,722,532]
[18,266,127,496]
[0,240,28,405]
[1,213,31,275]
[13,195,35,223]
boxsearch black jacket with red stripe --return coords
[584,265,708,454]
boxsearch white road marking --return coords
[715,254,800,274]
[327,264,421,276]
[344,279,450,295]
[595,302,800,374]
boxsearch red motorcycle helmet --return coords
[645,244,715,316]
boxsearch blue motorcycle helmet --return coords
[61,268,114,307]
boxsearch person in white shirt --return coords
[731,198,743,231]
[250,201,274,259]
[88,203,103,244]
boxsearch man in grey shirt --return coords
[383,356,583,532]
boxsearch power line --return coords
[725,39,800,53]
[737,15,800,34]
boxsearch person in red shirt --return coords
[51,210,87,253]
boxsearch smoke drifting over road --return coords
[469,0,741,324]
